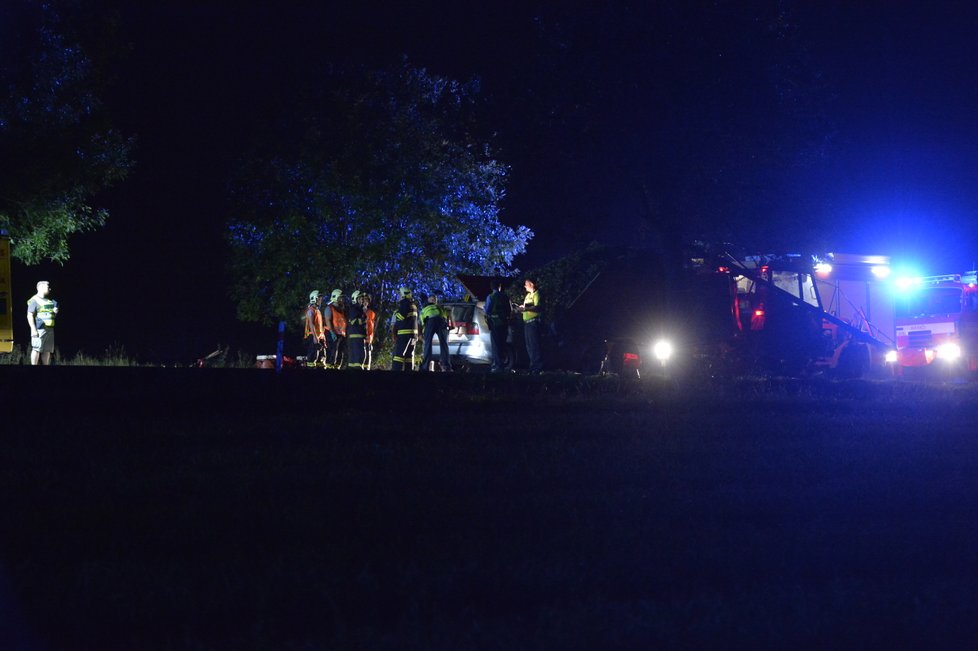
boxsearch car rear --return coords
[432,302,493,367]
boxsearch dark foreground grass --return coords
[3,368,978,649]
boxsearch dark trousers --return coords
[421,319,450,371]
[489,322,508,371]
[348,335,366,369]
[524,319,542,373]
[392,333,416,371]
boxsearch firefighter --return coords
[304,290,326,367]
[347,290,368,370]
[391,286,419,371]
[419,294,452,372]
[362,292,377,370]
[324,288,348,368]
[484,279,512,373]
[517,277,543,373]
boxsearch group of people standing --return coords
[485,278,543,374]
[303,288,377,369]
[393,286,453,372]
[302,277,543,373]
[302,285,452,371]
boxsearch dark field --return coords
[3,369,978,649]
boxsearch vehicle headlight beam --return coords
[652,340,673,363]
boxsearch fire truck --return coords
[891,271,978,375]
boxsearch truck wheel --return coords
[837,342,870,379]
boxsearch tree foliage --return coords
[0,0,132,264]
[228,61,532,327]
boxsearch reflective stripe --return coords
[29,298,57,328]
[349,334,365,339]
[39,312,55,327]
[396,329,415,335]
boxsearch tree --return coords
[0,0,132,264]
[227,61,532,328]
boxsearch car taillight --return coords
[451,321,480,336]
[623,352,640,366]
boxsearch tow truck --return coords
[700,251,895,377]
[557,247,896,378]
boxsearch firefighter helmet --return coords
[330,289,342,302]
[309,290,321,303]
[351,290,362,302]
[399,286,412,298]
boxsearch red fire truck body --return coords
[893,272,978,372]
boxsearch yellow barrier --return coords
[0,236,12,353]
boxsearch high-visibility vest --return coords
[365,308,376,343]
[420,303,446,327]
[522,290,541,322]
[326,302,347,336]
[29,296,56,329]
[304,304,323,339]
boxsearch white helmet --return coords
[330,288,342,302]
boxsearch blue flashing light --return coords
[894,276,920,291]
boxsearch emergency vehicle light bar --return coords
[917,274,961,284]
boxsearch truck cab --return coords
[893,273,978,373]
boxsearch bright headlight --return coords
[884,350,898,364]
[652,340,673,362]
[936,343,962,361]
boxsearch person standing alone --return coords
[27,281,58,366]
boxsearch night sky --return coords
[12,1,978,361]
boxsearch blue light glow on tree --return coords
[227,61,532,328]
